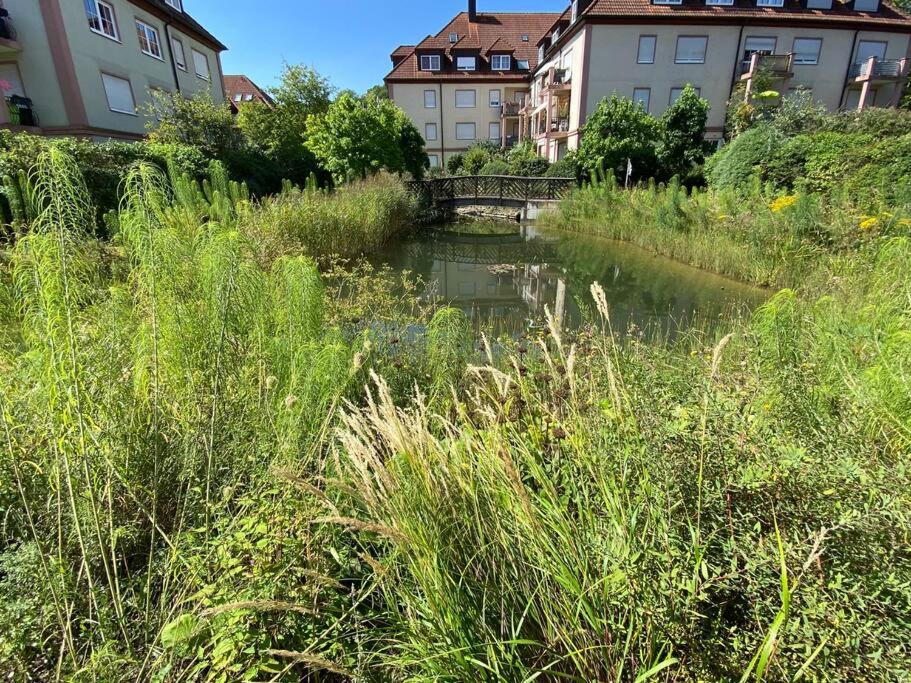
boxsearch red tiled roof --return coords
[386,12,561,82]
[223,75,274,112]
[580,0,911,29]
[144,0,227,51]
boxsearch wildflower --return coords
[284,395,298,409]
[717,214,731,221]
[898,218,911,228]
[769,195,797,213]
[859,216,879,230]
[265,376,278,391]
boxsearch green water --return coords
[373,222,769,341]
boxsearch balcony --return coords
[542,68,571,93]
[500,102,524,118]
[0,9,22,55]
[740,52,794,81]
[848,57,908,83]
[1,96,39,128]
[502,135,519,149]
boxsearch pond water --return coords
[373,222,769,341]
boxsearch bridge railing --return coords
[409,175,578,203]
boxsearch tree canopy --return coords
[577,95,663,181]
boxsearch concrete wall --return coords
[389,79,529,167]
[2,0,224,136]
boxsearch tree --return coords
[659,85,711,178]
[236,64,334,185]
[306,92,428,182]
[364,85,390,101]
[146,91,243,159]
[577,95,663,182]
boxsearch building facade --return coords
[0,0,226,139]
[224,73,274,114]
[388,0,911,164]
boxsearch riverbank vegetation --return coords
[2,125,911,681]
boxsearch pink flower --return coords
[0,80,11,94]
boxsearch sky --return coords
[187,0,565,94]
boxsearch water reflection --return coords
[373,222,768,340]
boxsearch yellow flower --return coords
[898,218,911,228]
[769,195,797,213]
[717,214,731,221]
[859,216,879,230]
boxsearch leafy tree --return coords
[506,140,550,177]
[236,64,334,185]
[146,91,242,159]
[461,143,498,175]
[306,92,428,182]
[364,85,390,101]
[577,95,662,182]
[659,85,711,178]
[446,153,465,175]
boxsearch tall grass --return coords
[1,150,909,681]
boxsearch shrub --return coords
[446,153,465,175]
[479,159,510,176]
[659,85,711,178]
[577,94,663,182]
[461,143,498,176]
[705,123,785,190]
[545,151,579,178]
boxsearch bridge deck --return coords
[409,175,577,204]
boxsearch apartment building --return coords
[224,74,274,114]
[0,0,226,139]
[385,1,560,168]
[388,0,911,164]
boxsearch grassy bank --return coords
[1,150,910,681]
[538,175,908,288]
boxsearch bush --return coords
[446,153,465,176]
[577,94,663,182]
[659,85,711,178]
[705,124,785,190]
[461,143,498,176]
[545,152,578,178]
[479,159,510,176]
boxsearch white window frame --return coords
[424,89,437,108]
[491,54,511,70]
[756,0,785,6]
[171,37,187,70]
[637,35,657,64]
[101,72,136,115]
[455,122,476,141]
[85,0,119,41]
[675,36,708,64]
[705,0,734,5]
[425,122,438,142]
[489,121,501,141]
[428,154,440,169]
[571,0,579,21]
[192,48,210,81]
[233,93,243,102]
[792,38,822,65]
[455,89,476,108]
[456,56,477,71]
[652,0,683,4]
[136,20,163,60]
[420,54,441,71]
[164,0,183,9]
[633,87,651,112]
[489,89,501,107]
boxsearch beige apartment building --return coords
[0,0,226,139]
[388,0,911,164]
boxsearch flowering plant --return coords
[0,79,11,95]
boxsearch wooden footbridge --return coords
[408,175,577,210]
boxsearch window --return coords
[455,89,476,108]
[192,48,210,81]
[793,38,822,65]
[705,0,734,5]
[233,93,243,102]
[489,89,501,107]
[633,87,651,112]
[552,28,561,43]
[517,59,530,70]
[164,0,183,9]
[244,93,254,101]
[756,0,784,6]
[425,122,438,142]
[428,154,440,168]
[743,36,776,64]
[856,40,887,64]
[136,20,163,59]
[637,35,656,64]
[85,0,119,40]
[420,54,441,71]
[449,33,459,43]
[489,122,501,140]
[571,0,579,21]
[101,73,136,114]
[539,45,545,62]
[652,0,683,4]
[456,56,477,71]
[424,89,437,108]
[854,0,880,8]
[491,54,511,70]
[670,86,700,105]
[675,36,707,64]
[806,0,832,6]
[171,38,187,70]
[456,123,476,140]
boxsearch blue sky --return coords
[188,0,564,94]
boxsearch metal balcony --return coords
[500,102,523,117]
[3,96,38,128]
[848,57,907,81]
[0,9,21,54]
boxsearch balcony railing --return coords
[848,57,907,80]
[502,135,519,148]
[500,102,523,117]
[741,52,794,77]
[0,8,14,41]
[5,96,38,127]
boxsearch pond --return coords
[373,222,769,341]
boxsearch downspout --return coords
[839,29,861,109]
[163,23,182,94]
[438,80,445,163]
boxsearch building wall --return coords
[582,23,911,134]
[389,79,529,167]
[2,0,224,137]
[531,27,588,160]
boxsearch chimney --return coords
[468,0,477,22]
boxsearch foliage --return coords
[705,123,785,191]
[545,150,580,178]
[577,94,663,181]
[659,85,711,179]
[363,84,390,101]
[146,90,244,160]
[479,158,510,176]
[507,139,552,177]
[305,92,428,182]
[446,153,465,176]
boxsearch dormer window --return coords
[553,28,561,43]
[538,45,545,61]
[164,0,183,9]
[853,0,881,10]
[420,55,441,71]
[756,0,784,6]
[517,59,530,70]
[571,0,579,21]
[491,54,511,70]
[449,33,459,43]
[705,0,734,5]
[456,56,477,71]
[521,35,529,42]
[806,0,833,7]
[652,0,683,5]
